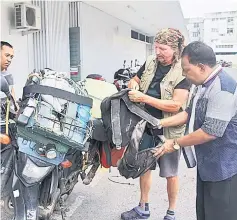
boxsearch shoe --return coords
[121,207,150,220]
[163,215,176,220]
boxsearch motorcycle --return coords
[86,74,106,81]
[1,70,105,220]
[0,74,18,216]
[113,60,140,91]
[217,60,232,68]
[9,126,103,220]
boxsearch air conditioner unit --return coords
[14,3,41,30]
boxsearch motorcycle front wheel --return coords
[2,195,14,216]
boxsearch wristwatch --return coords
[173,139,181,150]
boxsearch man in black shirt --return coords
[121,28,191,220]
[136,62,190,121]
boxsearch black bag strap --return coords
[23,85,93,107]
[111,99,122,149]
[129,119,147,153]
[109,90,160,149]
[121,94,160,128]
[101,141,112,167]
[180,89,197,169]
[117,120,158,179]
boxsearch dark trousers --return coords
[196,172,237,220]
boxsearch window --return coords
[228,17,234,23]
[193,32,199,37]
[211,28,218,32]
[216,45,233,48]
[131,30,139,39]
[146,36,150,43]
[139,34,145,42]
[217,52,237,55]
[146,36,153,43]
[131,30,152,44]
[227,28,234,34]
[194,23,199,28]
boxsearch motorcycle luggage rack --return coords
[28,95,93,149]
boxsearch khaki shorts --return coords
[139,132,181,178]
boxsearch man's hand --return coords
[151,139,175,158]
[128,90,146,103]
[128,78,139,90]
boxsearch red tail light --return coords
[61,160,72,168]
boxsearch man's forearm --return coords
[11,87,19,111]
[177,128,217,147]
[161,111,188,128]
[11,87,16,101]
[142,95,182,113]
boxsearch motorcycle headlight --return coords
[45,149,57,159]
[45,144,57,159]
[22,158,52,184]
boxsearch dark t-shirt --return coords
[1,72,14,121]
[137,62,191,119]
[0,72,14,100]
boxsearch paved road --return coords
[1,156,197,220]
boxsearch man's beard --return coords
[157,56,173,66]
[158,58,170,66]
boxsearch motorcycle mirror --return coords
[0,74,11,99]
[123,60,126,68]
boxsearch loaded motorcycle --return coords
[0,74,18,215]
[1,69,107,220]
[113,59,140,91]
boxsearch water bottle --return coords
[17,98,37,125]
[74,104,91,143]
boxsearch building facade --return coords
[186,11,237,54]
[186,18,204,42]
[204,10,237,55]
[1,0,188,97]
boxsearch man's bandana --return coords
[154,28,185,64]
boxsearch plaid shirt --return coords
[186,69,237,182]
